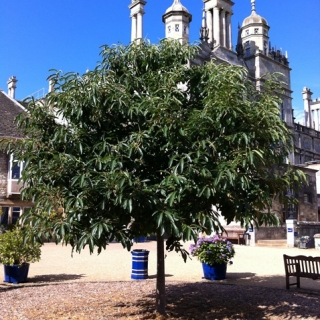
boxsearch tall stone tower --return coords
[202,0,234,50]
[162,0,192,44]
[129,0,147,42]
[238,0,293,128]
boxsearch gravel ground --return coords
[0,242,319,319]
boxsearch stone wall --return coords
[255,226,287,241]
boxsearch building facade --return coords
[1,1,317,227]
[129,0,319,223]
[0,78,32,226]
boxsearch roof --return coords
[165,0,189,14]
[0,90,25,138]
[242,11,268,27]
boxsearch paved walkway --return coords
[20,240,320,292]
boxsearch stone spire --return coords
[236,24,244,58]
[129,0,147,43]
[251,0,256,13]
[200,8,209,42]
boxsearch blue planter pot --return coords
[131,249,149,280]
[3,263,30,284]
[134,236,147,243]
[202,263,227,280]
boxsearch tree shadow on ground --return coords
[29,273,85,283]
[135,277,320,319]
[226,272,320,292]
[0,273,85,292]
[148,273,174,279]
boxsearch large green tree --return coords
[4,40,304,316]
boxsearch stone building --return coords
[130,0,319,223]
[1,0,317,228]
[294,89,320,222]
[0,77,32,225]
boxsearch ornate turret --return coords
[162,0,192,44]
[240,0,270,57]
[240,0,289,65]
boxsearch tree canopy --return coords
[2,39,305,315]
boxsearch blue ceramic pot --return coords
[4,263,30,284]
[202,262,227,280]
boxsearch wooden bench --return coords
[221,229,245,245]
[283,254,320,289]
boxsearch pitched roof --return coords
[0,90,25,138]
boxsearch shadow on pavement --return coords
[0,273,85,291]
[29,273,85,283]
[137,281,320,319]
[226,273,320,292]
[148,273,174,279]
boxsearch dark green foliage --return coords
[2,40,304,254]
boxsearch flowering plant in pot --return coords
[299,235,311,243]
[0,227,42,283]
[189,236,235,280]
[298,235,312,249]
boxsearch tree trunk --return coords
[156,229,166,316]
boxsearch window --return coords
[0,207,23,225]
[254,28,259,34]
[183,26,187,34]
[304,193,312,203]
[12,207,21,224]
[8,155,23,194]
[245,41,250,57]
[0,207,9,225]
[280,102,284,120]
[175,24,179,32]
[245,29,249,36]
[264,41,268,55]
[168,26,171,33]
[305,174,312,184]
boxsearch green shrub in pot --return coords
[0,227,41,267]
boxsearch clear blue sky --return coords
[0,0,319,118]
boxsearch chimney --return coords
[7,76,18,99]
[302,87,313,128]
[48,79,54,93]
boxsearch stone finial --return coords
[251,0,256,13]
[7,76,17,99]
